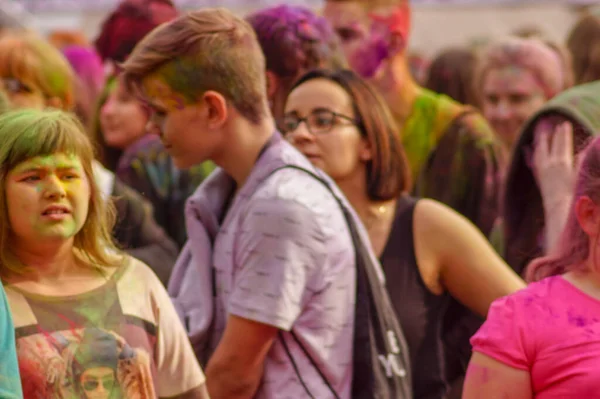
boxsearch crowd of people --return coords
[0,0,599,398]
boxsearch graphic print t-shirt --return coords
[4,258,204,398]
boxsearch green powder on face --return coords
[12,153,88,240]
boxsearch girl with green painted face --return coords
[0,30,179,285]
[0,108,209,399]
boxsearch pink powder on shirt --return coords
[471,275,600,397]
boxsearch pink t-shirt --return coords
[471,275,600,398]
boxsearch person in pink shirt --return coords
[463,135,600,398]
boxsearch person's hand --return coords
[532,121,578,208]
[531,120,580,251]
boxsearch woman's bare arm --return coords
[463,352,532,399]
[414,199,525,317]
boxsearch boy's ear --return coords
[201,90,228,129]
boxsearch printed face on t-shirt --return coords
[80,367,117,399]
[5,153,91,244]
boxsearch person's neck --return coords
[213,115,276,188]
[8,238,78,282]
[373,54,422,128]
[336,170,396,226]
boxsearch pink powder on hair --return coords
[369,3,411,41]
[351,24,391,78]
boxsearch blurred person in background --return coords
[464,134,600,398]
[246,4,347,122]
[93,0,213,250]
[322,2,505,396]
[323,0,503,237]
[511,26,575,90]
[475,37,569,152]
[94,0,178,73]
[0,30,178,284]
[425,47,478,107]
[47,29,89,49]
[490,80,600,275]
[567,12,600,85]
[62,45,106,129]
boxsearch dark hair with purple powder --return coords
[246,5,346,84]
[94,0,178,64]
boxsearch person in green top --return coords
[322,0,505,237]
[322,2,505,397]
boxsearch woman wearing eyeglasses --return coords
[283,69,525,399]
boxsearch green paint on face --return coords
[142,72,190,113]
[9,153,90,241]
[160,58,203,104]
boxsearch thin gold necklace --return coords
[364,203,392,230]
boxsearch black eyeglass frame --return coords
[280,109,362,136]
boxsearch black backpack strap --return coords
[279,331,341,399]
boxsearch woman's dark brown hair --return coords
[425,47,478,107]
[290,69,411,201]
[567,13,600,85]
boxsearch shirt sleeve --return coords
[470,294,532,371]
[0,286,23,399]
[228,197,328,331]
[149,269,206,397]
